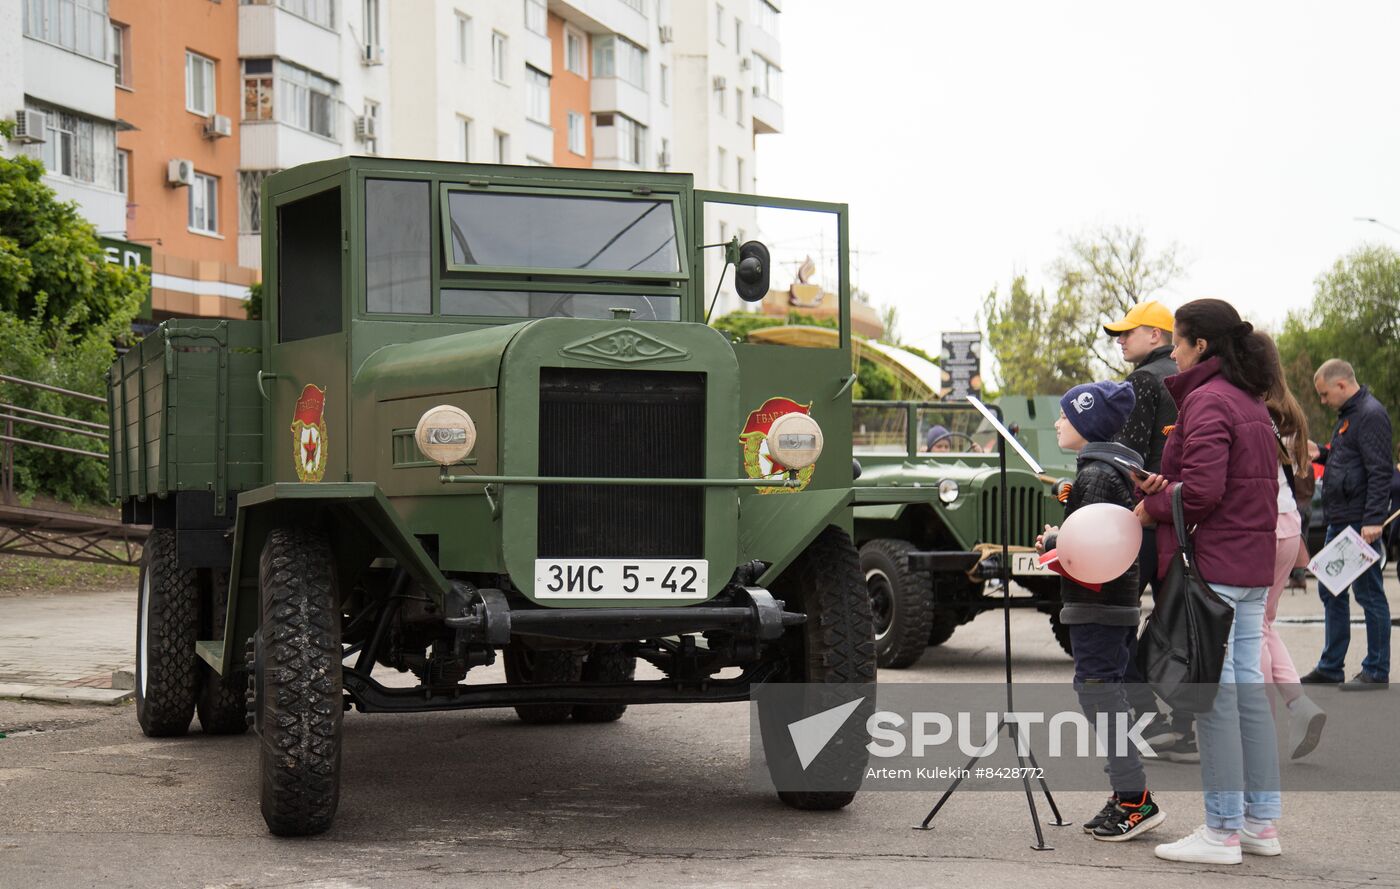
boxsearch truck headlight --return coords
[414,405,477,466]
[938,479,959,504]
[767,412,824,471]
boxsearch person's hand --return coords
[1361,525,1383,545]
[1134,500,1157,528]
[1308,439,1321,460]
[1135,472,1170,495]
[1034,524,1058,554]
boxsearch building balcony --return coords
[752,91,782,135]
[46,176,125,237]
[524,120,554,165]
[590,77,650,126]
[23,36,115,121]
[240,120,344,171]
[239,3,340,80]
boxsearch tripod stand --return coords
[914,397,1068,850]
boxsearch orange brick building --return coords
[111,0,256,320]
[548,12,592,169]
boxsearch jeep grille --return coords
[537,368,705,558]
[979,483,1043,548]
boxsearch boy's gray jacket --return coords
[1058,442,1145,627]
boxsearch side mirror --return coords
[734,240,771,303]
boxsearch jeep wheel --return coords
[573,644,635,723]
[927,609,962,647]
[504,645,582,724]
[257,528,343,837]
[1048,612,1074,657]
[860,539,933,669]
[766,526,876,811]
[197,570,249,735]
[135,529,200,737]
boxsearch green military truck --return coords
[850,400,1070,667]
[108,157,874,835]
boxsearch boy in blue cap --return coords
[1036,380,1164,842]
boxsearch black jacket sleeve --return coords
[1361,404,1395,525]
[1112,369,1158,461]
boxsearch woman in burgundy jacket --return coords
[1134,299,1283,866]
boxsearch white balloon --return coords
[1057,502,1143,584]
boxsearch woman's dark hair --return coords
[1174,298,1278,398]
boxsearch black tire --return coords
[926,610,961,647]
[504,646,582,724]
[860,539,933,669]
[135,529,200,737]
[573,644,635,723]
[1049,611,1074,657]
[257,527,343,837]
[197,569,249,735]
[766,526,876,811]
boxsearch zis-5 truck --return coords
[108,158,874,835]
[850,400,1071,668]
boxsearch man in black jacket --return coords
[1301,359,1394,690]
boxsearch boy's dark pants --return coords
[1070,623,1148,798]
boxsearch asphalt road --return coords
[1,584,1397,888]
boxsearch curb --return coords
[0,682,132,706]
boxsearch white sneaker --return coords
[1241,824,1282,856]
[1288,695,1326,760]
[1154,826,1243,864]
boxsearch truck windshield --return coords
[446,191,680,274]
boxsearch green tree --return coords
[245,280,263,321]
[1276,244,1400,447]
[981,275,1095,395]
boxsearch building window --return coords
[32,105,116,189]
[735,87,743,125]
[526,66,550,123]
[189,172,218,235]
[111,22,132,87]
[524,0,546,35]
[719,221,728,244]
[659,63,669,105]
[717,147,727,188]
[116,149,130,199]
[565,27,586,76]
[455,12,473,65]
[245,0,336,30]
[23,0,107,61]
[736,155,745,192]
[494,130,509,164]
[755,53,782,100]
[282,61,337,137]
[362,100,380,154]
[42,114,75,178]
[186,51,216,116]
[363,0,380,55]
[735,17,742,53]
[716,83,725,117]
[715,4,725,43]
[755,0,779,36]
[592,35,646,91]
[242,58,274,120]
[619,0,644,12]
[567,111,585,155]
[240,169,274,234]
[491,31,508,83]
[615,114,645,165]
[460,117,472,160]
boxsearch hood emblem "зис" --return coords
[559,329,689,366]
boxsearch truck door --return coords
[264,181,348,485]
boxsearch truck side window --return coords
[366,179,430,315]
[278,187,343,342]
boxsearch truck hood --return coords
[354,322,531,401]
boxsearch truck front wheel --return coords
[573,644,635,723]
[860,539,933,669]
[135,529,200,737]
[256,527,343,837]
[504,645,582,724]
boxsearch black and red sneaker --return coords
[1083,794,1118,834]
[1092,791,1165,842]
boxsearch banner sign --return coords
[940,331,982,401]
[99,236,153,320]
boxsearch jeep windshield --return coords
[853,402,1002,456]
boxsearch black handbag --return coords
[1137,485,1236,713]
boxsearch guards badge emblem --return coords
[290,384,328,482]
[740,396,815,495]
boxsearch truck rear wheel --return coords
[504,646,582,724]
[573,644,635,723]
[135,529,200,737]
[765,526,876,812]
[256,528,343,837]
[197,570,249,735]
[860,539,933,669]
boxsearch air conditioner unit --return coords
[739,56,751,71]
[354,115,376,141]
[203,114,232,139]
[167,158,196,187]
[362,44,384,66]
[13,109,45,143]
[712,75,727,91]
[658,24,674,43]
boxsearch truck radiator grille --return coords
[537,368,705,558]
[979,484,1044,548]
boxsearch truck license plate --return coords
[534,559,709,599]
[1010,553,1054,576]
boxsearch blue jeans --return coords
[1317,523,1390,681]
[1196,583,1282,831]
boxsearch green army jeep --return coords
[850,400,1072,667]
[107,157,874,835]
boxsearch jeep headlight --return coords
[938,479,959,504]
[767,412,824,471]
[414,405,477,466]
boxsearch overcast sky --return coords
[756,0,1400,358]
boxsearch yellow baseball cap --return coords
[1104,300,1175,336]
